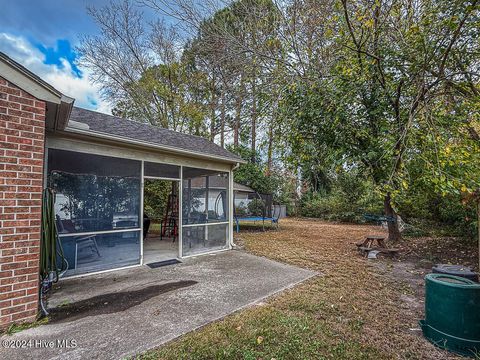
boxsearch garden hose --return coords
[39,188,68,316]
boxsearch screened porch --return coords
[46,147,233,277]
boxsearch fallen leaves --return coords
[142,218,466,360]
[236,218,463,360]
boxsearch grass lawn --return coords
[149,222,161,233]
[140,218,474,360]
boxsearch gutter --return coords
[61,126,247,165]
[51,95,75,131]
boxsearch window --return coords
[58,230,141,275]
[182,224,228,256]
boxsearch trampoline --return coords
[233,191,280,232]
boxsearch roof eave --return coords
[60,126,247,165]
[0,51,74,131]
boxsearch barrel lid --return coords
[433,264,476,276]
[426,273,479,287]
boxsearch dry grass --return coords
[140,218,465,360]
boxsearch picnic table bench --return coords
[356,235,400,257]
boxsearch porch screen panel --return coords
[207,174,228,222]
[58,230,141,276]
[182,167,229,256]
[47,149,141,276]
[144,162,180,179]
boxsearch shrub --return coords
[300,172,383,223]
[301,191,365,222]
[247,198,266,216]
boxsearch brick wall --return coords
[0,76,45,328]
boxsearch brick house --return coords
[0,53,74,327]
[0,51,243,329]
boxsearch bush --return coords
[300,172,383,223]
[247,198,266,216]
[234,202,248,216]
[300,173,477,239]
[144,180,171,221]
[396,186,478,238]
[301,191,367,222]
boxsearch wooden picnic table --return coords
[356,235,400,257]
[357,235,387,249]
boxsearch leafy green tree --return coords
[143,179,172,221]
[112,62,209,134]
[229,145,276,194]
[80,0,480,247]
[282,0,480,241]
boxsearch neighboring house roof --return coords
[67,107,244,164]
[233,182,255,193]
[0,51,74,130]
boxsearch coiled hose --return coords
[39,188,68,316]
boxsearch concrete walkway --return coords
[0,251,316,360]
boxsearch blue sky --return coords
[0,0,159,113]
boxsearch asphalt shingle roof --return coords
[68,107,243,163]
[233,182,255,192]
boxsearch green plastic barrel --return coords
[420,273,480,357]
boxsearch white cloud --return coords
[0,33,112,114]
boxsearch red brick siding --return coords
[0,76,45,328]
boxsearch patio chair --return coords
[55,215,101,257]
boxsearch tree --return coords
[282,0,480,241]
[142,0,285,156]
[78,0,209,133]
[78,0,479,245]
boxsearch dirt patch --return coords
[373,259,426,322]
[49,281,197,324]
[397,235,478,272]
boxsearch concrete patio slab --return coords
[0,250,316,360]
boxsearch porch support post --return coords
[229,167,234,248]
[178,166,183,258]
[140,160,144,265]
